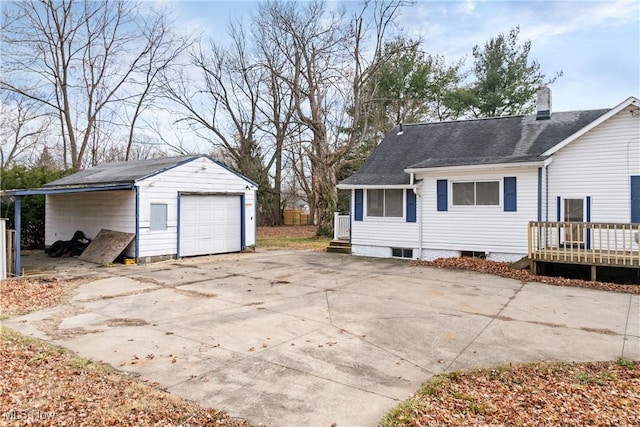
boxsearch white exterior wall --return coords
[45,190,136,256]
[546,109,640,223]
[349,188,420,259]
[417,166,539,258]
[136,156,256,258]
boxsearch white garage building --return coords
[30,155,256,264]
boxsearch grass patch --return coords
[257,236,331,251]
[616,357,636,369]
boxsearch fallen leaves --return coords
[414,257,640,294]
[0,276,88,316]
[382,360,640,426]
[0,327,251,426]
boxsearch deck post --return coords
[591,264,597,282]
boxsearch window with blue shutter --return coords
[503,177,517,212]
[354,189,363,221]
[406,189,416,222]
[632,176,640,223]
[436,180,448,211]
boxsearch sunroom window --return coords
[367,189,403,217]
[452,181,499,206]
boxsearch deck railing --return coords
[334,213,350,240]
[528,221,640,267]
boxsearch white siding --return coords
[417,166,539,257]
[46,190,136,256]
[137,157,256,258]
[349,189,420,258]
[546,109,640,223]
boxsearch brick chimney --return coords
[536,87,552,120]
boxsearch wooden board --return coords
[79,229,135,265]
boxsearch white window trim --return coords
[451,180,502,208]
[365,189,405,220]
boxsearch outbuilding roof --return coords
[339,108,609,186]
[43,155,201,188]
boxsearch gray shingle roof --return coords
[43,155,200,188]
[340,109,609,186]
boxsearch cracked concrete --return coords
[5,250,639,426]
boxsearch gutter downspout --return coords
[412,175,424,259]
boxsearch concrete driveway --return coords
[6,250,639,426]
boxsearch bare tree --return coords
[256,0,407,236]
[0,94,52,167]
[0,0,179,170]
[120,9,191,161]
[253,22,299,225]
[161,22,276,219]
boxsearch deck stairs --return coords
[326,240,351,254]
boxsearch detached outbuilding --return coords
[10,155,257,270]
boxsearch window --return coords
[367,189,403,217]
[150,203,167,231]
[392,248,413,258]
[452,181,499,206]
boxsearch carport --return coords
[4,184,132,276]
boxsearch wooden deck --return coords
[528,221,640,279]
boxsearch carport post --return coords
[14,196,21,276]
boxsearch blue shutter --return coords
[556,197,561,222]
[354,189,363,221]
[632,176,640,223]
[503,177,517,212]
[586,196,591,249]
[537,168,542,221]
[437,180,448,212]
[406,189,416,222]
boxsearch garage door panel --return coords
[180,195,242,257]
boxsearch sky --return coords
[169,0,640,112]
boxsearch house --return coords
[337,89,640,263]
[8,155,257,272]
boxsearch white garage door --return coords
[180,195,242,257]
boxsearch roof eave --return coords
[405,160,545,174]
[336,183,415,190]
[7,183,135,196]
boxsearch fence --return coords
[283,209,312,226]
[1,220,15,279]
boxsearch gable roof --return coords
[42,155,257,189]
[44,155,199,188]
[339,108,610,187]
